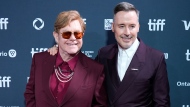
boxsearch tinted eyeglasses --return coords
[61,31,84,39]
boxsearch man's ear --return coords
[111,23,114,32]
[137,23,140,33]
[53,31,59,44]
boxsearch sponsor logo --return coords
[186,49,190,61]
[83,18,86,24]
[31,48,48,57]
[0,18,8,30]
[27,77,30,83]
[0,49,17,58]
[164,53,168,59]
[104,19,113,30]
[182,105,189,107]
[148,19,166,31]
[0,76,11,88]
[33,18,44,30]
[81,51,94,58]
[177,81,190,86]
[182,20,190,30]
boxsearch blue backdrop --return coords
[0,0,190,107]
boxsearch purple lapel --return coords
[42,53,58,106]
[60,52,88,106]
[107,52,120,89]
[105,44,121,102]
[112,39,147,103]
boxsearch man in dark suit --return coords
[95,2,170,107]
[24,10,107,107]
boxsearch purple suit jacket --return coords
[95,38,170,107]
[24,51,107,107]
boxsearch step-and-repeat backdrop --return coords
[0,0,190,106]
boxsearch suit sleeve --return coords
[153,54,170,107]
[24,54,36,107]
[92,65,107,107]
[94,49,102,63]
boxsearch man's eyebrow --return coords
[118,24,125,26]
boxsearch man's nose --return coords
[124,27,130,35]
[69,34,76,40]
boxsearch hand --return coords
[48,45,58,56]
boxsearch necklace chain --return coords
[54,66,74,83]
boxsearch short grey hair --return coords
[114,2,139,18]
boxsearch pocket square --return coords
[131,68,138,70]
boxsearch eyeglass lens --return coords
[61,32,83,39]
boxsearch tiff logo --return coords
[0,76,11,88]
[186,49,190,61]
[182,20,190,30]
[148,19,165,31]
[0,18,8,30]
[31,48,48,57]
[182,105,189,107]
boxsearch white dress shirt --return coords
[117,38,140,81]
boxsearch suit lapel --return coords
[107,53,120,89]
[107,44,120,88]
[106,45,121,102]
[112,39,146,103]
[60,52,87,105]
[42,53,58,106]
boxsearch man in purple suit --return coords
[95,2,170,107]
[24,10,107,107]
[48,2,170,107]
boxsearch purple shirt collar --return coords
[55,51,79,71]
